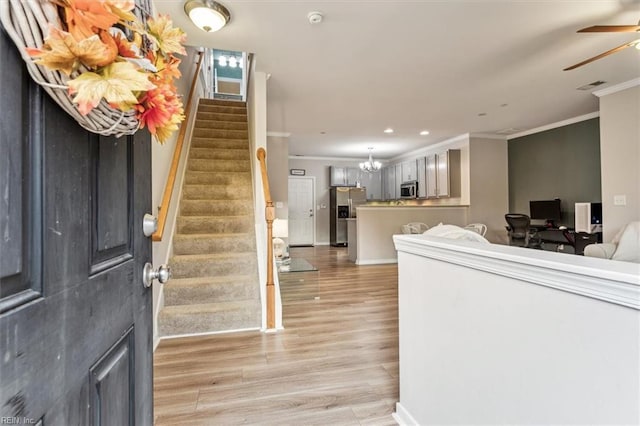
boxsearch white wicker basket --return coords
[0,0,139,137]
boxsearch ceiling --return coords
[155,1,640,160]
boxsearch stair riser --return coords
[182,185,251,201]
[191,138,249,149]
[158,308,260,337]
[164,281,259,306]
[194,120,247,131]
[189,148,249,161]
[171,256,257,279]
[196,112,247,122]
[177,216,253,234]
[184,171,251,185]
[188,159,250,172]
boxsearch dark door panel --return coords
[1,11,153,425]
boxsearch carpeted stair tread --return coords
[189,147,250,160]
[187,158,250,172]
[177,215,253,234]
[170,252,258,279]
[158,300,261,336]
[199,99,246,107]
[184,171,251,185]
[196,111,247,122]
[180,199,253,215]
[163,275,259,306]
[192,128,248,139]
[194,120,247,131]
[181,185,252,201]
[172,233,255,255]
[191,138,249,149]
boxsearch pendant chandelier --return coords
[359,147,382,173]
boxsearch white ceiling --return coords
[155,0,640,160]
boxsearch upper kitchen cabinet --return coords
[401,160,418,182]
[426,149,461,198]
[330,166,360,187]
[382,165,397,200]
[360,171,382,200]
[417,156,427,198]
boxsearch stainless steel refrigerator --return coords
[330,187,367,246]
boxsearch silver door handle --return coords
[142,262,171,288]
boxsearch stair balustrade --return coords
[256,147,276,329]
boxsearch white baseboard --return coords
[393,402,419,426]
[159,327,261,341]
[356,258,398,265]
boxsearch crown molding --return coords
[390,133,470,163]
[593,78,640,98]
[267,131,291,138]
[508,112,600,140]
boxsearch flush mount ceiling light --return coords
[184,0,231,33]
[360,147,382,173]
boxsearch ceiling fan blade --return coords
[578,25,640,33]
[563,39,640,71]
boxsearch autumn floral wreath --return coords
[0,0,186,143]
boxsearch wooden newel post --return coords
[257,148,276,329]
[265,202,276,329]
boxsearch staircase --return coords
[158,99,261,337]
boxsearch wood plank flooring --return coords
[153,246,399,425]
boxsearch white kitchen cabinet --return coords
[330,166,360,187]
[360,171,382,200]
[417,156,427,198]
[382,165,396,200]
[401,160,418,182]
[395,163,402,198]
[426,149,461,198]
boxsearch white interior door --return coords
[288,176,315,246]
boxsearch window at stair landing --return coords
[205,48,247,101]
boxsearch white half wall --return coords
[393,234,640,425]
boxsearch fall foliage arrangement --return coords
[0,0,187,142]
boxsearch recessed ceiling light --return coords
[384,128,394,134]
[478,112,487,117]
[419,130,430,136]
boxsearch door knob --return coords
[142,262,171,288]
[142,213,158,237]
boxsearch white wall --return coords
[250,71,283,331]
[468,136,509,244]
[595,81,640,241]
[394,234,640,425]
[151,47,202,345]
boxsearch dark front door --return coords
[0,17,153,426]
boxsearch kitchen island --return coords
[351,205,470,264]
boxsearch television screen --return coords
[529,199,562,221]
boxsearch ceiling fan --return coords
[564,21,640,71]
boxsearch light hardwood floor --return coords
[154,246,399,425]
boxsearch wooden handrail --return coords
[256,147,276,329]
[152,51,204,241]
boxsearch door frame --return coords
[288,175,316,246]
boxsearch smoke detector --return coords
[308,11,323,24]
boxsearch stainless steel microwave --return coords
[400,181,418,198]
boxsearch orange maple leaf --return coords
[27,25,112,75]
